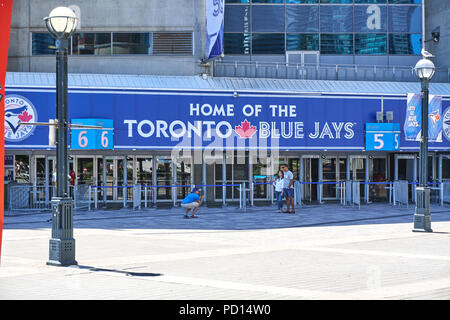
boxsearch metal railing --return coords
[8,180,449,212]
[213,61,450,83]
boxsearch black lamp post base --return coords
[413,187,432,233]
[47,197,77,266]
[47,238,77,266]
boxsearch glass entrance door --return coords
[156,157,172,200]
[302,157,319,203]
[322,157,338,200]
[77,157,95,185]
[136,157,153,186]
[176,157,192,201]
[253,158,270,200]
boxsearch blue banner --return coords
[4,89,450,151]
[205,0,224,60]
[405,93,443,142]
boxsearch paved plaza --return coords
[1,203,450,300]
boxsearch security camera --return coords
[432,27,440,43]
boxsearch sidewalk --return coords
[1,203,450,299]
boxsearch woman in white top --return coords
[273,170,284,213]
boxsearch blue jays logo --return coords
[429,110,441,126]
[4,95,37,142]
[443,107,450,142]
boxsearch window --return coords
[286,5,319,33]
[286,34,319,51]
[32,32,193,56]
[32,33,55,55]
[355,34,387,54]
[389,34,421,55]
[320,5,353,33]
[252,5,285,32]
[113,33,151,55]
[388,5,422,33]
[224,33,250,54]
[252,33,285,54]
[223,1,422,56]
[72,33,111,55]
[320,34,354,55]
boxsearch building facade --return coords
[4,0,450,208]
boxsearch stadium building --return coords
[4,0,450,207]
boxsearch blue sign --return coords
[4,88,450,151]
[405,93,443,142]
[366,123,400,151]
[71,119,113,150]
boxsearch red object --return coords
[235,119,257,138]
[0,0,14,263]
[18,110,33,122]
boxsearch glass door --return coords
[253,158,270,200]
[117,157,134,200]
[136,157,153,186]
[156,157,172,200]
[370,157,388,202]
[302,157,319,203]
[176,157,192,201]
[77,157,95,185]
[322,157,338,200]
[351,157,367,200]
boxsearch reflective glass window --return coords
[320,5,353,33]
[112,33,151,54]
[388,5,421,33]
[355,0,387,3]
[252,5,285,32]
[224,5,250,33]
[355,33,387,54]
[252,0,283,3]
[72,33,111,55]
[286,34,319,51]
[224,33,251,54]
[389,34,421,54]
[225,0,249,3]
[252,33,285,54]
[287,0,318,3]
[32,33,55,55]
[286,5,319,32]
[320,0,353,3]
[388,0,421,4]
[320,34,354,54]
[354,5,387,33]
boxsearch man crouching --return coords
[181,187,204,218]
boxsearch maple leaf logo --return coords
[235,119,257,138]
[18,110,33,123]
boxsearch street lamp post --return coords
[413,57,436,233]
[45,7,78,266]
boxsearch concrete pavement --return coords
[1,203,450,299]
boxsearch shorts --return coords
[181,202,199,209]
[283,188,294,199]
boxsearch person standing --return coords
[273,170,284,213]
[281,164,295,214]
